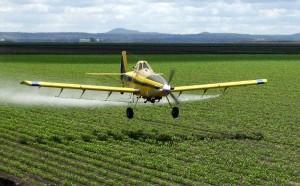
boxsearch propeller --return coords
[169,92,180,105]
[168,69,175,84]
[166,69,180,105]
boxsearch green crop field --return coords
[0,54,299,185]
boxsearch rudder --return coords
[120,51,128,73]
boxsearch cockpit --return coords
[134,61,153,73]
[134,60,168,85]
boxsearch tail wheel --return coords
[171,107,179,118]
[126,107,134,119]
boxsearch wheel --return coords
[126,107,134,119]
[171,107,179,118]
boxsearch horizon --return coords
[0,28,299,36]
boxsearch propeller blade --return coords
[169,92,180,105]
[168,70,175,84]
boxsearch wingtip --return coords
[256,79,268,85]
[20,80,30,85]
[261,79,268,83]
[20,80,40,86]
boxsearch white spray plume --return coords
[0,85,219,108]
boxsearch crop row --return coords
[4,111,261,184]
[0,126,198,185]
[0,138,146,185]
[1,105,296,185]
[0,119,277,185]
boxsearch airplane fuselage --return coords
[121,61,171,103]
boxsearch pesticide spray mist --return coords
[0,84,219,107]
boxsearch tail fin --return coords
[120,51,128,73]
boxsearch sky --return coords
[0,0,300,34]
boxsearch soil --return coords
[0,173,28,186]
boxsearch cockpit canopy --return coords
[134,61,153,72]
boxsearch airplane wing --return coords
[86,73,123,76]
[21,80,139,93]
[172,79,267,92]
[86,73,164,76]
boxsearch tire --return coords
[171,107,179,118]
[126,107,134,119]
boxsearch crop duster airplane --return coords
[21,51,267,119]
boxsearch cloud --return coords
[0,0,300,34]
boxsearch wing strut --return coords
[56,88,64,97]
[178,91,183,98]
[202,89,208,96]
[80,89,86,98]
[105,91,112,101]
[222,87,228,94]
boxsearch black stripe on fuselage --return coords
[146,74,167,85]
[122,74,161,89]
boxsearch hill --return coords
[1,28,300,43]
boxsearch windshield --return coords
[143,63,149,69]
[146,74,167,84]
[135,61,153,72]
[138,63,143,70]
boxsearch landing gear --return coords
[126,94,140,119]
[171,107,179,118]
[166,96,180,119]
[126,107,134,119]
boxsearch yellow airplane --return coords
[21,51,267,119]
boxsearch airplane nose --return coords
[162,84,171,94]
